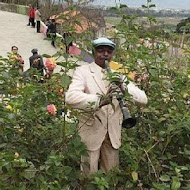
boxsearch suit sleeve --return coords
[65,67,100,111]
[127,82,148,105]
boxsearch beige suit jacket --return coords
[65,62,147,151]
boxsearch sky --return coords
[90,0,190,10]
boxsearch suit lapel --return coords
[89,62,106,94]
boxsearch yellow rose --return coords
[6,104,19,113]
[18,128,24,133]
[110,61,128,73]
[6,105,13,111]
[128,71,136,80]
[183,93,189,99]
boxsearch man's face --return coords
[94,45,114,68]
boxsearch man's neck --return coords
[95,62,105,69]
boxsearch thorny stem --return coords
[144,149,159,181]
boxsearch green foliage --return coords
[176,17,190,33]
[109,1,190,189]
[1,1,190,189]
[0,54,86,189]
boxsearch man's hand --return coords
[109,73,126,94]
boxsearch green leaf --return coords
[42,54,52,58]
[86,184,97,190]
[61,75,71,88]
[142,5,147,8]
[131,171,138,181]
[159,175,170,182]
[0,143,7,149]
[149,68,157,77]
[120,4,128,9]
[109,7,118,11]
[65,36,73,46]
[178,166,189,171]
[171,177,181,190]
[153,182,170,189]
[158,117,167,123]
[40,165,46,170]
[149,4,156,8]
[22,168,37,180]
[63,166,72,175]
[8,113,15,119]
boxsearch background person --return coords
[65,37,148,176]
[48,19,57,47]
[29,49,46,76]
[28,5,35,28]
[45,18,52,38]
[9,46,24,72]
[27,4,32,26]
[35,7,41,33]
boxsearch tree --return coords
[176,17,190,33]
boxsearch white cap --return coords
[92,37,115,49]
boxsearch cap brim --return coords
[93,43,115,49]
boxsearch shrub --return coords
[0,1,190,189]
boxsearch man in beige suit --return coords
[65,37,148,176]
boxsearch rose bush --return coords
[0,1,190,189]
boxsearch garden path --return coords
[0,10,58,71]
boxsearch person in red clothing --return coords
[27,5,35,28]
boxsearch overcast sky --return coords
[90,0,190,10]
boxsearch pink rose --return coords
[47,104,57,115]
[17,57,24,63]
[45,58,56,71]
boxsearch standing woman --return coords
[35,7,41,33]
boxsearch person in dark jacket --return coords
[45,18,52,38]
[29,49,46,76]
[48,19,57,47]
